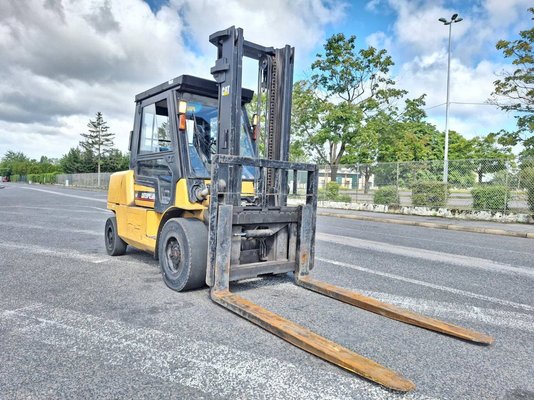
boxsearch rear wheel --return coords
[158,218,208,291]
[105,216,127,256]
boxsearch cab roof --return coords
[135,74,254,104]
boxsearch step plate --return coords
[296,276,494,345]
[211,289,416,392]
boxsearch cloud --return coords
[365,31,392,51]
[363,0,531,140]
[84,0,121,34]
[0,0,194,157]
[0,0,346,159]
[375,0,531,64]
[172,0,347,79]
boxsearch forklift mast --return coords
[209,26,294,204]
[206,26,317,289]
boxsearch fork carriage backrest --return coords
[205,26,318,288]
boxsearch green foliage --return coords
[59,147,128,174]
[373,186,399,206]
[59,147,97,173]
[27,173,59,184]
[471,185,510,212]
[520,167,534,212]
[101,149,129,172]
[291,32,520,189]
[289,140,308,162]
[490,8,533,156]
[447,169,476,188]
[291,32,405,181]
[0,150,60,178]
[319,181,351,203]
[468,134,513,182]
[80,148,98,172]
[325,182,340,198]
[373,163,398,186]
[412,181,449,208]
[60,148,84,173]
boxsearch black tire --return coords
[158,218,208,292]
[105,216,127,256]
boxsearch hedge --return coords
[319,181,351,203]
[471,185,509,212]
[27,172,59,184]
[373,186,399,206]
[411,181,449,207]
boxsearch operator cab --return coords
[129,75,255,212]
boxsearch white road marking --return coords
[0,303,436,400]
[0,242,109,264]
[85,206,112,214]
[317,257,534,312]
[320,221,533,256]
[317,232,534,278]
[0,205,108,215]
[0,241,154,269]
[0,209,103,222]
[239,278,534,331]
[359,290,534,333]
[19,186,107,203]
[0,221,101,236]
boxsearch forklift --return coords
[105,26,492,392]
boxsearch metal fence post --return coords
[396,162,400,191]
[504,161,509,214]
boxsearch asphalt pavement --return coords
[1,183,533,399]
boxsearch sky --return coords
[0,0,531,160]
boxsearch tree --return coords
[0,151,60,178]
[469,134,513,183]
[490,7,534,156]
[101,149,130,172]
[1,151,29,165]
[36,156,59,174]
[80,112,115,185]
[292,33,406,185]
[345,95,439,189]
[0,151,32,177]
[373,95,437,163]
[60,148,84,174]
[80,148,98,173]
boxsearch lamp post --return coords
[438,13,463,183]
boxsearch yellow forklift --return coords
[105,26,492,391]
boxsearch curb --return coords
[317,212,534,239]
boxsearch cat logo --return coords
[135,191,155,202]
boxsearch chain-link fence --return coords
[11,172,111,188]
[301,157,534,214]
[56,173,111,189]
[13,158,534,214]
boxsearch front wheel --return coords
[105,216,127,256]
[158,218,208,292]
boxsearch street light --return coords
[438,13,463,183]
